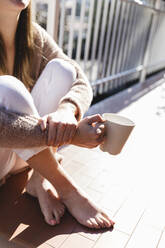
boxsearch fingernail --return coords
[96,129,101,134]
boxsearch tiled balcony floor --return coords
[0,79,165,248]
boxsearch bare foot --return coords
[61,188,115,229]
[26,171,65,226]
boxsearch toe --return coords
[95,216,105,228]
[50,219,56,226]
[86,220,93,228]
[100,216,112,228]
[90,218,101,229]
[102,212,115,226]
[45,214,56,226]
[59,208,65,217]
[41,206,56,226]
[53,210,61,224]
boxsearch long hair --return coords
[0,2,34,89]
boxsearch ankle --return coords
[58,185,79,202]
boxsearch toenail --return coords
[50,219,56,225]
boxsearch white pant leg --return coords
[0,75,44,162]
[31,58,76,116]
[0,75,39,116]
[0,59,76,163]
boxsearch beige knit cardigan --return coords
[0,23,93,148]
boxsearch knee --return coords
[46,58,77,86]
[0,75,38,115]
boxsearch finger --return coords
[54,123,66,147]
[38,117,47,131]
[62,124,75,144]
[97,135,105,143]
[94,126,105,144]
[87,114,105,125]
[48,122,56,146]
[50,124,57,147]
[96,128,102,135]
[95,123,105,134]
[68,124,77,142]
[59,124,70,145]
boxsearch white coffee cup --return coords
[100,113,135,155]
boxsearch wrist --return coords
[58,102,78,117]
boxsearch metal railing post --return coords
[53,0,60,43]
[140,0,161,83]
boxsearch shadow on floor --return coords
[0,170,113,248]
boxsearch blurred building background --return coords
[32,0,165,103]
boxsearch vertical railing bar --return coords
[123,3,138,84]
[121,3,134,71]
[147,5,162,75]
[31,0,36,21]
[128,5,141,84]
[115,2,129,87]
[89,0,104,81]
[124,5,137,69]
[97,0,110,79]
[58,0,66,48]
[106,0,121,76]
[130,6,143,84]
[110,1,125,89]
[132,6,148,81]
[53,0,60,42]
[113,1,127,88]
[139,13,154,81]
[102,0,116,93]
[101,0,116,78]
[146,11,160,74]
[97,0,110,95]
[84,0,95,73]
[149,12,161,73]
[68,0,77,58]
[105,0,121,92]
[119,3,134,87]
[76,0,86,63]
[128,5,140,69]
[140,0,161,82]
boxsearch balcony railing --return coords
[32,0,165,98]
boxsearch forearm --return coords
[0,108,48,148]
[57,102,78,120]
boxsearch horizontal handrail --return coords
[91,66,144,86]
[122,0,165,14]
[92,57,165,87]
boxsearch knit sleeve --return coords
[34,23,93,120]
[0,108,48,148]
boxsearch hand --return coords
[38,106,78,147]
[72,114,105,148]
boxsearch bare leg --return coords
[27,148,115,229]
[26,169,65,226]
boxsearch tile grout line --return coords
[91,231,104,248]
[45,223,77,248]
[112,189,134,218]
[155,229,165,248]
[123,209,146,248]
[114,228,130,237]
[45,243,56,248]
